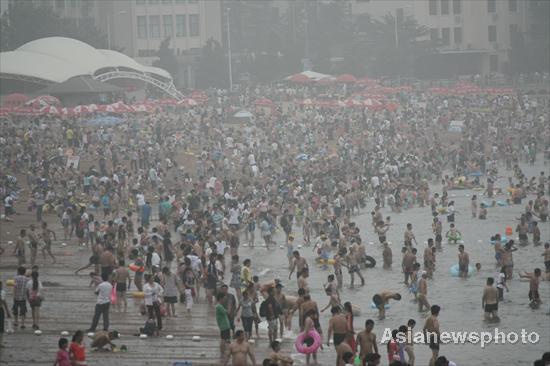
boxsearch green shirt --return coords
[216,303,230,331]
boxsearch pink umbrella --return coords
[3,93,28,107]
[158,98,178,106]
[356,77,378,86]
[110,102,132,113]
[60,107,75,116]
[254,98,274,107]
[98,104,115,113]
[288,74,311,84]
[363,99,384,110]
[87,104,98,112]
[39,105,60,115]
[26,95,61,109]
[72,105,89,115]
[13,106,39,115]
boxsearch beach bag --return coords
[111,284,118,305]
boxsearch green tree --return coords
[359,12,435,78]
[153,37,179,83]
[195,38,227,89]
[0,1,109,51]
[527,0,550,73]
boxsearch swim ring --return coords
[295,329,321,354]
[370,302,390,309]
[361,255,377,268]
[317,259,335,265]
[450,264,474,277]
[129,264,145,272]
[131,291,145,298]
[489,236,507,245]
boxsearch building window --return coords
[509,0,517,12]
[189,14,200,37]
[452,0,461,14]
[136,0,146,4]
[509,24,518,41]
[488,25,497,42]
[489,54,498,72]
[176,15,187,37]
[430,28,439,42]
[429,0,437,15]
[441,0,449,15]
[137,16,148,39]
[55,0,65,9]
[453,27,462,43]
[149,15,161,38]
[487,0,496,13]
[441,28,450,45]
[163,15,173,37]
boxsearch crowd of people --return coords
[1,79,549,366]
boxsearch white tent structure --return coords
[0,37,183,99]
[285,70,333,82]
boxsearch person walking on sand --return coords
[423,305,441,366]
[40,222,56,264]
[26,270,43,330]
[86,273,112,332]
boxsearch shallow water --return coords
[250,159,549,365]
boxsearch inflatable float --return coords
[295,329,321,354]
[449,264,474,277]
[370,302,390,309]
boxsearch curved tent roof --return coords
[0,37,172,83]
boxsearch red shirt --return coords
[69,342,86,362]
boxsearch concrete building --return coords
[351,0,531,76]
[95,0,222,88]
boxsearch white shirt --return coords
[228,208,240,225]
[136,193,145,206]
[151,252,161,267]
[26,280,43,296]
[143,282,163,306]
[95,281,113,304]
[496,273,506,289]
[215,240,227,255]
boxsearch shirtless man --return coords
[432,218,443,250]
[299,294,319,332]
[519,268,542,309]
[423,305,441,366]
[402,247,416,285]
[273,283,288,339]
[356,319,378,361]
[482,277,499,321]
[382,242,392,269]
[99,246,117,279]
[90,330,119,351]
[269,340,293,366]
[335,340,353,366]
[297,268,310,294]
[114,259,131,312]
[327,306,349,349]
[417,272,430,312]
[372,291,401,320]
[14,229,26,266]
[321,286,341,313]
[404,223,417,247]
[222,330,257,366]
[542,243,550,274]
[346,246,365,287]
[458,245,469,278]
[28,224,39,266]
[424,239,435,278]
[289,251,308,285]
[40,222,56,264]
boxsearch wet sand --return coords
[1,157,549,365]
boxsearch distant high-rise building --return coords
[351,0,531,76]
[95,0,222,88]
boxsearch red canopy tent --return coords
[335,74,357,84]
[288,74,312,84]
[254,98,274,107]
[3,93,28,107]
